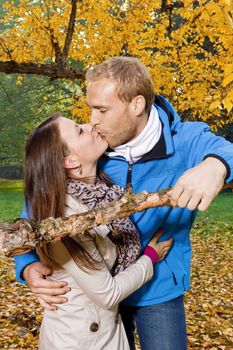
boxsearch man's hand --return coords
[168,157,227,211]
[23,262,70,311]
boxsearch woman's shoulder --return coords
[65,194,89,215]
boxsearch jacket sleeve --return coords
[14,201,39,284]
[51,237,153,310]
[180,121,233,183]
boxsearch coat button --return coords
[90,322,99,332]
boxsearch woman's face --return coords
[57,117,108,167]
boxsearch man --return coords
[15,57,233,350]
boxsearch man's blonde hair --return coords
[86,56,155,114]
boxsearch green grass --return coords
[0,179,24,221]
[195,192,233,224]
[0,179,232,224]
[0,179,24,191]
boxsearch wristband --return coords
[143,245,159,264]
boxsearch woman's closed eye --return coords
[76,124,83,135]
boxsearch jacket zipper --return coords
[126,162,133,190]
[164,259,177,285]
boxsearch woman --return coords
[24,113,173,350]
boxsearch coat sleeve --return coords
[179,121,233,183]
[14,201,39,284]
[51,236,153,310]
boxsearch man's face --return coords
[86,78,141,148]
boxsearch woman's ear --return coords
[130,95,146,116]
[64,155,80,170]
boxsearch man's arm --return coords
[168,121,233,210]
[169,157,227,210]
[23,262,70,310]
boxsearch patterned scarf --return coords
[66,177,141,274]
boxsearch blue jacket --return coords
[15,96,233,306]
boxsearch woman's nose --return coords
[82,123,93,132]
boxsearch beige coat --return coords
[39,195,153,350]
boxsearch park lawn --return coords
[196,191,233,224]
[0,179,24,221]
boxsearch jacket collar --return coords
[141,96,175,161]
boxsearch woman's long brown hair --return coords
[24,113,101,271]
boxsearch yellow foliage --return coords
[223,95,233,112]
[16,76,24,86]
[224,63,233,76]
[223,72,233,87]
[209,100,221,111]
[0,0,232,127]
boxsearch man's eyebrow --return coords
[90,105,110,109]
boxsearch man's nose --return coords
[90,110,99,127]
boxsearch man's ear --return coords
[64,155,80,169]
[130,95,146,116]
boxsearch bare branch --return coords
[0,187,173,257]
[62,0,78,62]
[0,61,85,80]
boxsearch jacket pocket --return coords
[164,259,178,285]
[163,254,187,288]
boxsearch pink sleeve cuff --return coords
[143,246,159,264]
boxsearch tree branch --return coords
[0,39,14,61]
[49,28,63,64]
[0,61,85,80]
[0,188,172,257]
[62,0,78,62]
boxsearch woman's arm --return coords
[51,236,153,310]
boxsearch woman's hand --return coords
[147,229,173,261]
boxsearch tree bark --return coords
[62,0,78,61]
[0,61,85,80]
[0,188,172,257]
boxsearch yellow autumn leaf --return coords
[226,88,233,101]
[222,72,233,87]
[224,63,233,76]
[209,100,221,110]
[223,0,232,6]
[223,96,233,112]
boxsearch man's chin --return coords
[104,135,126,148]
[108,141,119,149]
